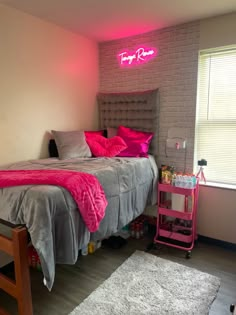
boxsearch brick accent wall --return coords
[99,21,200,173]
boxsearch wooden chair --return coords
[0,219,33,315]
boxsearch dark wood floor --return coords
[0,238,236,315]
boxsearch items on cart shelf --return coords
[160,165,197,189]
[159,218,192,232]
[161,165,175,184]
[174,174,197,188]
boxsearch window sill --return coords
[199,181,236,191]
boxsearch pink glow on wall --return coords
[117,46,158,66]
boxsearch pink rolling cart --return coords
[154,178,199,258]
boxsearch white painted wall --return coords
[197,13,236,243]
[197,185,236,244]
[0,5,99,165]
[0,4,99,266]
[200,12,236,50]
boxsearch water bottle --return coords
[186,176,192,189]
[182,176,188,188]
[192,176,197,188]
[175,175,180,187]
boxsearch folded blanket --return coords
[0,169,107,232]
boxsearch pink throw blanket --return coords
[0,169,108,232]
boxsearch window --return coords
[195,46,236,186]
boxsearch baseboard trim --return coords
[198,235,236,251]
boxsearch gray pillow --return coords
[51,130,92,159]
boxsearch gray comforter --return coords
[0,156,158,290]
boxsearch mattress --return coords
[0,156,158,290]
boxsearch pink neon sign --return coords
[118,47,157,66]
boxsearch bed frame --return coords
[0,220,33,315]
[97,88,160,159]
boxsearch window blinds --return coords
[195,46,236,185]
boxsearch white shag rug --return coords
[69,250,220,315]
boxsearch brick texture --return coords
[99,21,200,173]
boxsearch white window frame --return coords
[195,45,236,188]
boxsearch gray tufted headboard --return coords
[97,88,160,159]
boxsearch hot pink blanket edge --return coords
[0,170,108,232]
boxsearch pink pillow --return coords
[86,135,127,157]
[117,125,154,157]
[85,130,104,139]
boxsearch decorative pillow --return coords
[117,125,154,157]
[107,127,117,138]
[85,130,104,138]
[51,130,92,159]
[86,135,127,157]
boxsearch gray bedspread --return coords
[0,156,158,290]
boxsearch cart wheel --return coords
[230,304,235,313]
[185,251,191,259]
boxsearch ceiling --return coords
[1,0,236,42]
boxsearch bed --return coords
[0,88,160,291]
